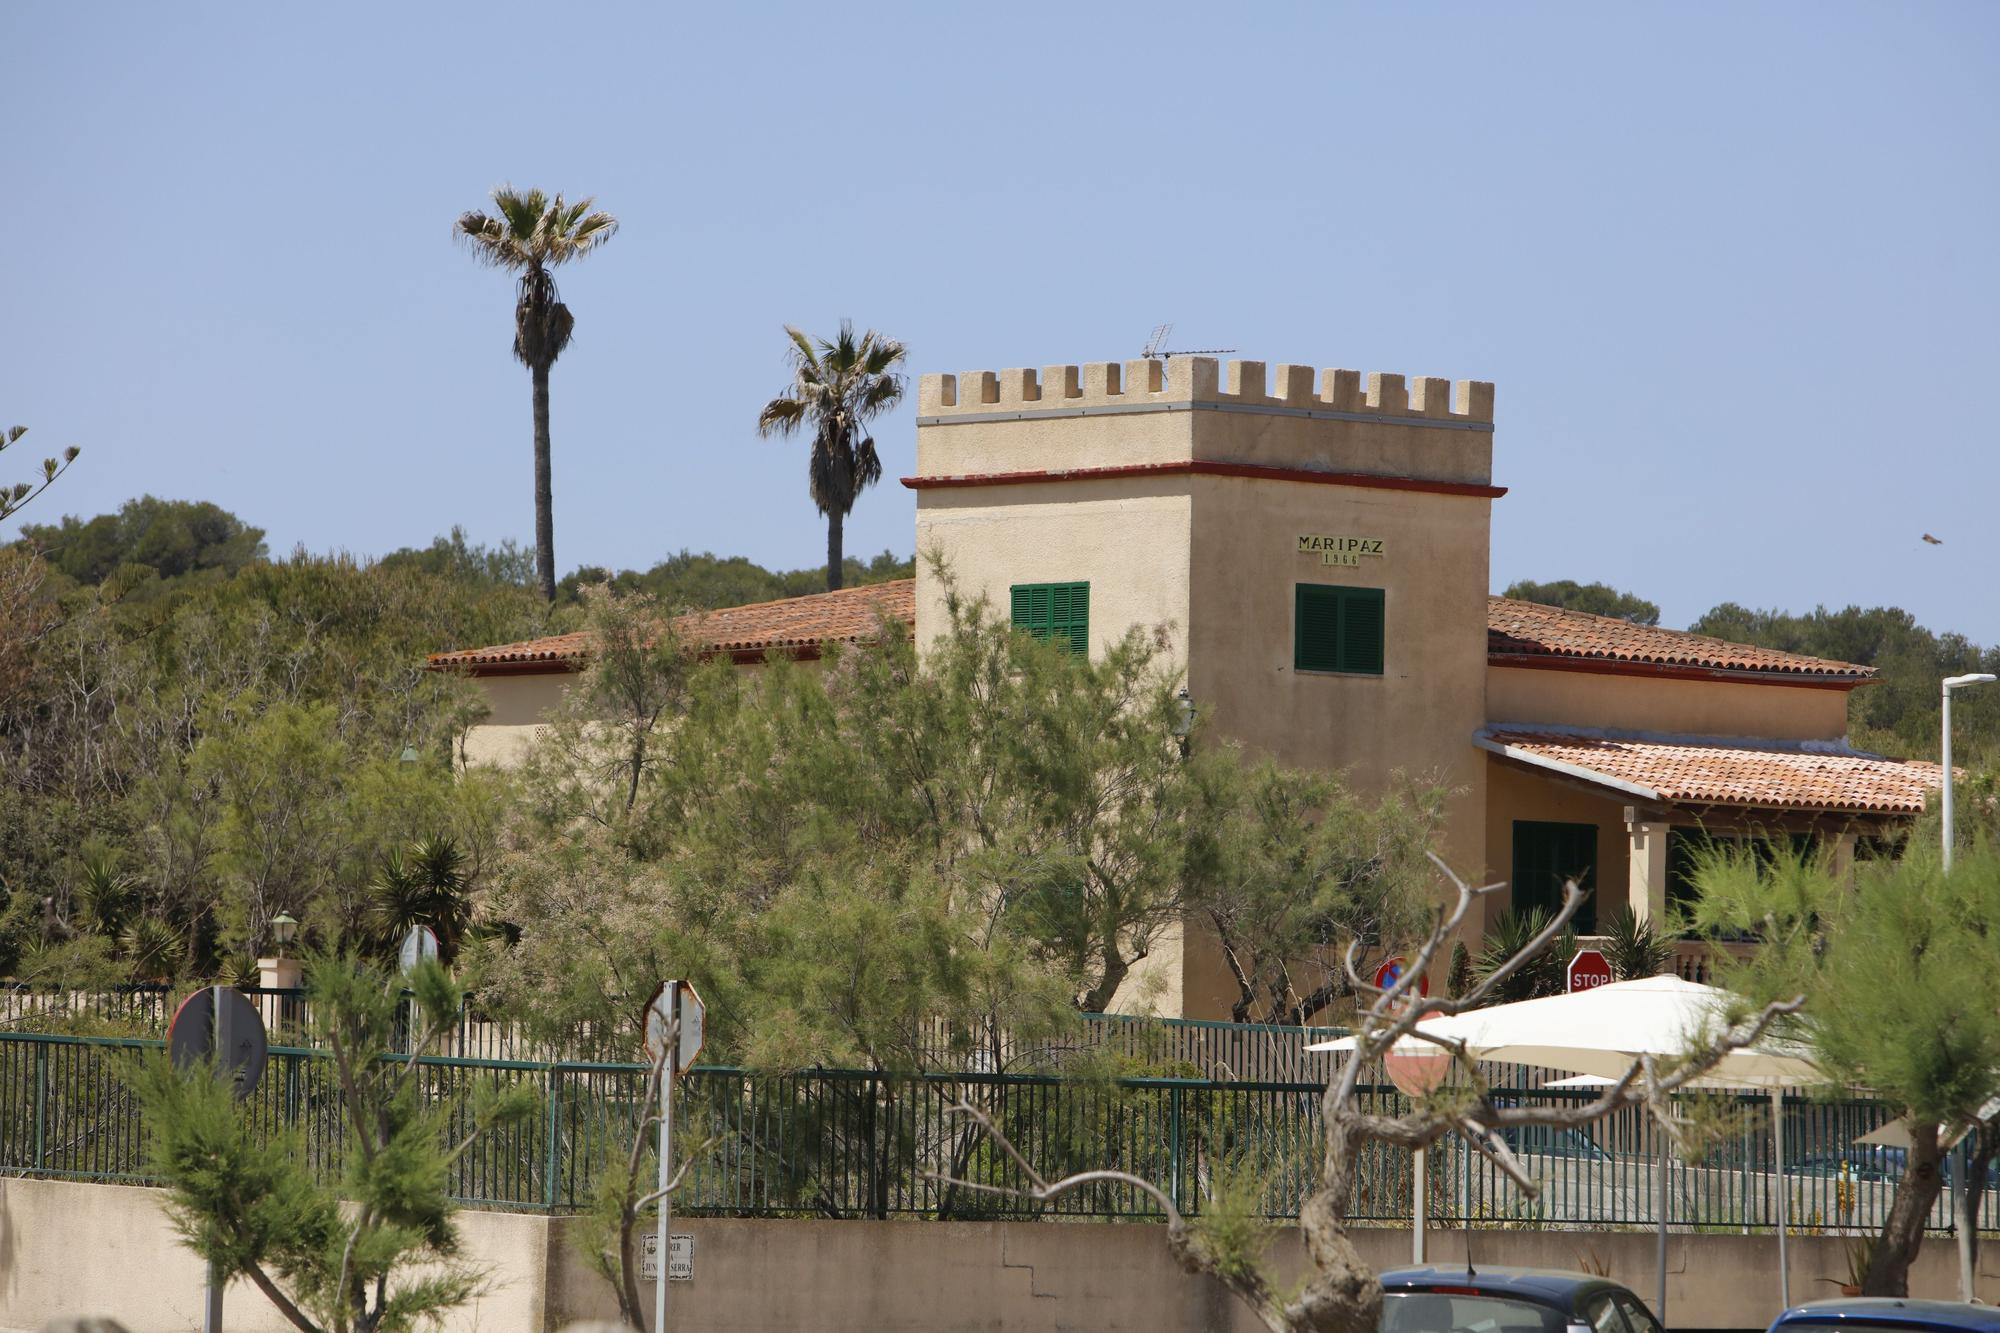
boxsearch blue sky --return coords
[4,3,1996,637]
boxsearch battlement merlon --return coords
[917,357,1494,426]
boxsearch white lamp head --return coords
[1944,673,1997,690]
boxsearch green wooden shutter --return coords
[1335,588,1385,674]
[1056,582,1089,656]
[1294,585,1341,671]
[1294,584,1385,675]
[1011,582,1088,656]
[1012,584,1051,636]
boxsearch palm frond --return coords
[854,436,883,488]
[860,334,908,378]
[858,376,904,414]
[494,186,547,237]
[553,211,618,263]
[757,396,808,437]
[783,325,822,374]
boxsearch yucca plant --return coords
[73,843,137,937]
[367,834,473,960]
[1474,908,1577,1003]
[1599,904,1676,980]
[119,917,185,984]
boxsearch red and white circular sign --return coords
[1567,948,1613,993]
[1384,1017,1453,1097]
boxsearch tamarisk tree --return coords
[134,957,538,1333]
[0,423,79,522]
[933,856,1803,1333]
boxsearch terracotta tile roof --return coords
[1487,597,1874,680]
[427,579,916,672]
[1477,727,1944,814]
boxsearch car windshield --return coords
[1381,1291,1568,1333]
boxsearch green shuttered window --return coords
[1293,584,1385,675]
[1511,820,1598,933]
[1011,582,1090,656]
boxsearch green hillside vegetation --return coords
[1501,578,1660,626]
[5,501,1992,998]
[0,498,908,983]
[558,546,912,607]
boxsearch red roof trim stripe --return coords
[900,460,1507,499]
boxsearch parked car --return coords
[1790,1146,2000,1192]
[1379,1266,1663,1333]
[1767,1298,2000,1333]
[1485,1097,1615,1163]
[1494,1122,1615,1163]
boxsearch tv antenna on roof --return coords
[1141,322,1235,360]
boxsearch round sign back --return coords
[399,924,441,976]
[167,986,269,1098]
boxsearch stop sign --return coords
[1567,948,1613,993]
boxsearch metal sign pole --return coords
[1412,1146,1426,1263]
[205,984,227,1333]
[168,981,266,1333]
[654,982,675,1333]
[1773,1088,1790,1309]
[1655,1128,1668,1322]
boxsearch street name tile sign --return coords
[640,1233,693,1281]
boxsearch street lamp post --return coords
[1171,686,1195,759]
[259,911,303,1031]
[1941,674,1997,873]
[1940,673,1996,1305]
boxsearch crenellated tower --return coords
[905,355,1501,1015]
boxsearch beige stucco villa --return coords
[430,354,1942,1018]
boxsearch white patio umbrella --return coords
[1307,975,1820,1319]
[1853,1097,1999,1149]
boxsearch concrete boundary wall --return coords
[5,1178,1997,1333]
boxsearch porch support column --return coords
[1623,806,1670,923]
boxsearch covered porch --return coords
[1476,725,1944,976]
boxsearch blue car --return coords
[1379,1266,1664,1333]
[1767,1299,2000,1333]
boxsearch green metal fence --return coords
[1,1030,1987,1234]
[0,987,1344,1081]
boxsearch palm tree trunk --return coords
[531,362,555,602]
[826,508,844,592]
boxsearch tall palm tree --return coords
[756,323,907,591]
[456,187,618,601]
